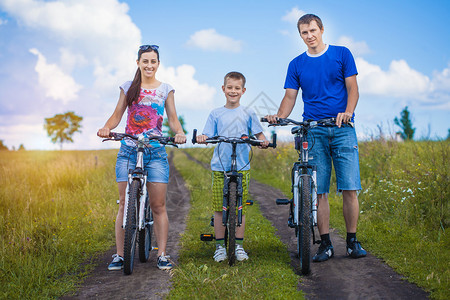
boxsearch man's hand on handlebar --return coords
[264,114,279,124]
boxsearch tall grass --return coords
[251,140,449,300]
[0,150,118,299]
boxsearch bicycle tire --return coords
[298,175,312,275]
[138,193,152,263]
[227,181,237,266]
[124,179,139,275]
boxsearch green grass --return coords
[168,149,303,299]
[250,140,449,300]
[0,150,118,299]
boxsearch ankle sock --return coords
[320,234,331,245]
[347,232,356,243]
[216,238,225,247]
[236,238,244,246]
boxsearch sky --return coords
[0,0,449,150]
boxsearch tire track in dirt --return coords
[183,151,429,299]
[61,152,190,300]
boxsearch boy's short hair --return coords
[297,14,323,31]
[224,71,246,87]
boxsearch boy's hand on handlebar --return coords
[259,139,270,149]
[196,134,208,144]
[174,133,186,144]
[97,127,111,138]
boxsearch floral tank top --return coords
[119,81,174,147]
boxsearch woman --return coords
[97,44,186,270]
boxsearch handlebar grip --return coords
[268,133,277,148]
[192,129,197,144]
[260,117,268,122]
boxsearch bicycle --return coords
[261,117,338,275]
[192,130,276,265]
[102,132,177,275]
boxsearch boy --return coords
[197,71,269,262]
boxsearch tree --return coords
[394,106,415,140]
[44,111,83,150]
[446,129,450,141]
[18,144,25,151]
[162,115,188,137]
[0,140,8,151]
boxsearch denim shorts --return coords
[115,144,169,183]
[307,125,361,194]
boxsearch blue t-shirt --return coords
[202,105,264,171]
[284,45,357,121]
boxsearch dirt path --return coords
[183,152,429,299]
[61,153,190,300]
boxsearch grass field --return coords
[0,150,118,299]
[0,139,448,299]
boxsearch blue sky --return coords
[0,0,449,150]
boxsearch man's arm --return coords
[266,88,298,123]
[336,75,359,127]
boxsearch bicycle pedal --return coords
[288,219,296,228]
[200,234,215,241]
[152,246,158,250]
[246,200,254,205]
[276,198,291,205]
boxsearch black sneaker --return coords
[346,238,367,258]
[312,241,334,262]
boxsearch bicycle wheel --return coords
[298,175,312,275]
[138,193,152,263]
[227,181,237,266]
[124,179,139,275]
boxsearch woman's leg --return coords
[148,182,168,256]
[115,182,127,256]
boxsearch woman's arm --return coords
[97,89,127,137]
[165,91,187,144]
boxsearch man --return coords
[266,14,366,262]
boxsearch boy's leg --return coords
[214,211,226,239]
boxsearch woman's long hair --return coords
[125,48,160,107]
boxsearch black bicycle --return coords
[261,117,337,275]
[192,130,276,265]
[102,132,177,275]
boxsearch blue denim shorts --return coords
[307,125,361,194]
[115,144,169,183]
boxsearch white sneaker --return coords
[214,244,227,262]
[235,244,249,261]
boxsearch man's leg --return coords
[313,193,334,262]
[342,190,366,258]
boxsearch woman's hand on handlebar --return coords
[196,134,208,144]
[97,127,111,138]
[174,132,187,144]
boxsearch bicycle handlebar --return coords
[260,117,337,127]
[191,129,276,148]
[102,132,178,147]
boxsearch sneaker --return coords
[108,254,123,270]
[213,244,227,262]
[312,241,334,262]
[347,238,367,258]
[157,253,173,270]
[235,244,249,261]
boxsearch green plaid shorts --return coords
[212,170,250,214]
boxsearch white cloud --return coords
[158,64,216,110]
[0,18,7,25]
[29,48,82,103]
[186,29,242,52]
[282,7,306,24]
[336,36,370,56]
